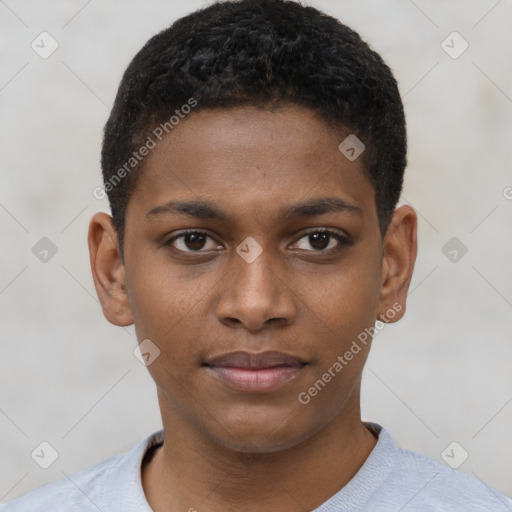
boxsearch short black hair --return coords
[101,0,406,251]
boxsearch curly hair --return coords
[101,0,406,251]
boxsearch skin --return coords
[88,105,417,512]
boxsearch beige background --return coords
[1,0,511,502]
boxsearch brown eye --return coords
[308,232,330,250]
[183,233,207,250]
[292,229,351,252]
[165,231,222,253]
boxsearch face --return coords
[89,105,416,453]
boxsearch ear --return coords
[377,205,417,323]
[88,212,133,327]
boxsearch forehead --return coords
[129,105,375,224]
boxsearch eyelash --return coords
[163,228,352,255]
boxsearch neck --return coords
[142,390,377,512]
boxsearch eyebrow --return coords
[278,197,362,221]
[145,197,363,221]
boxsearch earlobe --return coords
[377,205,417,324]
[88,212,134,327]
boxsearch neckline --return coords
[141,433,164,470]
[136,424,394,512]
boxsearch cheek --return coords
[295,268,378,415]
[125,257,202,342]
[125,256,226,382]
[299,259,381,344]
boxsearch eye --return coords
[291,229,351,252]
[164,230,222,253]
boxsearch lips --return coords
[206,350,305,369]
[204,351,306,392]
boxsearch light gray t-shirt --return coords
[2,424,511,511]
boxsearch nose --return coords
[216,247,297,332]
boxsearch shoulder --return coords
[1,454,120,511]
[0,430,163,512]
[378,432,512,510]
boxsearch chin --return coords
[201,408,316,454]
[217,432,307,454]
